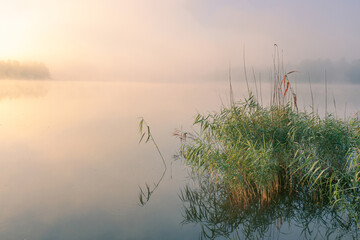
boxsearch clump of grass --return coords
[179,90,360,218]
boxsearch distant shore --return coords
[0,60,50,80]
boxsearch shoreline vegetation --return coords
[0,60,51,80]
[177,53,360,230]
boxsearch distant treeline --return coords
[296,59,360,83]
[0,60,50,80]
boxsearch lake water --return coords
[0,79,359,239]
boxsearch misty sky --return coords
[1,0,359,81]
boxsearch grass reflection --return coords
[180,172,359,240]
[138,118,167,206]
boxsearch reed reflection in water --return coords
[180,172,359,240]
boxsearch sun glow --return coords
[0,12,34,59]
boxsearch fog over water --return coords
[1,0,359,82]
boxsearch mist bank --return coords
[244,58,360,84]
[0,60,51,80]
[49,56,360,84]
[212,58,360,84]
[241,58,360,84]
[294,59,360,83]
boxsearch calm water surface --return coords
[0,79,359,239]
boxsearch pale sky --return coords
[0,0,359,81]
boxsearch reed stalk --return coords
[243,45,250,95]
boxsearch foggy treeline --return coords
[296,59,360,83]
[0,60,50,80]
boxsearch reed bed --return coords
[179,75,360,221]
